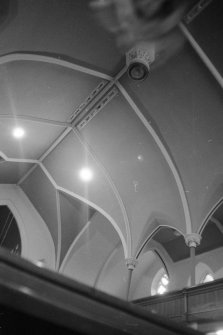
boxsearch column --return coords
[125,257,137,301]
[185,233,202,286]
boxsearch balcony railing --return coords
[133,279,223,332]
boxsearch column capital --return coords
[185,233,202,248]
[125,257,138,270]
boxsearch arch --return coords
[1,149,129,257]
[59,220,91,272]
[187,262,214,286]
[198,197,223,235]
[136,220,184,259]
[197,262,214,284]
[94,242,121,289]
[153,249,169,276]
[151,267,170,296]
[0,52,112,80]
[38,163,128,258]
[72,128,132,256]
[0,199,28,256]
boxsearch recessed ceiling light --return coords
[79,167,93,182]
[12,127,25,139]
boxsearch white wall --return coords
[0,184,55,269]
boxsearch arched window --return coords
[0,205,21,255]
[201,273,214,284]
[151,268,169,296]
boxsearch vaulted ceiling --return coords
[0,0,222,298]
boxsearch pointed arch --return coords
[198,197,223,235]
[136,217,184,259]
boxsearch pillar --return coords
[185,233,202,286]
[125,257,137,301]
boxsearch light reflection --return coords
[12,127,25,139]
[79,167,93,182]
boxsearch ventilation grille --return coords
[77,87,118,130]
[68,80,107,123]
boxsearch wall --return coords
[0,184,55,269]
[130,246,223,301]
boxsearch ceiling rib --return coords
[68,80,107,123]
[17,127,72,185]
[116,82,192,235]
[59,220,92,273]
[210,217,223,235]
[72,128,131,257]
[55,190,62,271]
[0,53,113,80]
[184,0,213,24]
[71,66,127,128]
[199,198,223,235]
[94,243,120,290]
[180,23,223,89]
[76,87,118,130]
[0,114,70,128]
[0,151,38,164]
[17,68,127,186]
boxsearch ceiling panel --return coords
[62,211,121,286]
[0,61,104,122]
[81,91,186,252]
[186,0,223,76]
[120,42,223,232]
[0,161,33,184]
[43,131,128,242]
[21,166,59,250]
[59,191,96,265]
[0,118,66,159]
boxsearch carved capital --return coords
[185,233,202,248]
[126,43,155,69]
[126,257,138,270]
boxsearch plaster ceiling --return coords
[0,0,222,290]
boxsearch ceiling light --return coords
[79,167,93,182]
[126,44,155,81]
[12,127,25,139]
[216,330,223,335]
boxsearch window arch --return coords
[151,267,169,296]
[200,272,214,284]
[0,205,21,255]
